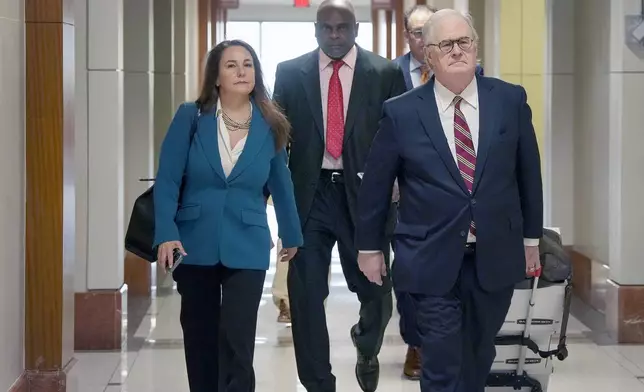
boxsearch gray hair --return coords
[421,8,479,46]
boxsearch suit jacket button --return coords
[471,199,476,205]
[460,231,466,237]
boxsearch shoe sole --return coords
[402,372,421,381]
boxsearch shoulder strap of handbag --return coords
[188,103,201,143]
[142,104,201,186]
[182,104,201,174]
[176,104,201,197]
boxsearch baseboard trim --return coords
[74,284,128,351]
[7,358,75,392]
[567,247,644,343]
[7,373,27,392]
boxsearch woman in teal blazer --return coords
[153,40,303,392]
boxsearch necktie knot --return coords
[452,95,464,109]
[332,60,344,72]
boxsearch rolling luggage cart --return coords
[486,228,572,392]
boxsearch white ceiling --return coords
[239,0,371,7]
[229,1,373,22]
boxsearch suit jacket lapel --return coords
[300,50,325,141]
[472,75,497,193]
[401,53,413,90]
[227,104,270,182]
[195,114,226,181]
[344,47,374,143]
[416,79,469,194]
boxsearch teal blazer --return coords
[153,102,303,270]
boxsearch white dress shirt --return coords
[217,100,248,177]
[434,78,480,170]
[409,55,427,89]
[319,45,357,170]
[434,78,479,243]
[433,78,538,246]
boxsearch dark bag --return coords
[539,228,573,282]
[124,106,201,262]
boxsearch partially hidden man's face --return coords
[405,10,432,63]
[315,8,359,60]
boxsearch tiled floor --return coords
[67,208,644,391]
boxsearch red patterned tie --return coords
[453,96,477,236]
[326,60,344,159]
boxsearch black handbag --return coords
[125,106,201,262]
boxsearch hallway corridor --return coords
[67,209,644,392]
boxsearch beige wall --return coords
[73,0,200,291]
[0,0,25,389]
[547,0,575,245]
[604,0,644,283]
[547,0,611,250]
[571,0,612,262]
[550,0,644,284]
[468,0,485,66]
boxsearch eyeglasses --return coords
[428,37,474,53]
[407,29,423,39]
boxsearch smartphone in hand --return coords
[167,248,184,273]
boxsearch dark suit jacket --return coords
[273,47,407,227]
[393,52,484,91]
[355,75,543,295]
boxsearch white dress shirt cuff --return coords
[359,250,381,254]
[523,238,540,247]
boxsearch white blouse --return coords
[216,100,249,177]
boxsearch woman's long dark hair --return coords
[196,40,290,150]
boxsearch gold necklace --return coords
[219,106,251,132]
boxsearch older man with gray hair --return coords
[356,8,543,391]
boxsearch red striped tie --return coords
[453,96,477,236]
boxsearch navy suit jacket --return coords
[153,102,303,270]
[394,52,484,91]
[356,75,543,295]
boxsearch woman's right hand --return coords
[157,241,187,272]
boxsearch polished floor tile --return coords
[67,208,644,391]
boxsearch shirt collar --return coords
[319,45,357,71]
[434,76,478,113]
[409,54,424,72]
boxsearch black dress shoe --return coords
[350,325,380,392]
